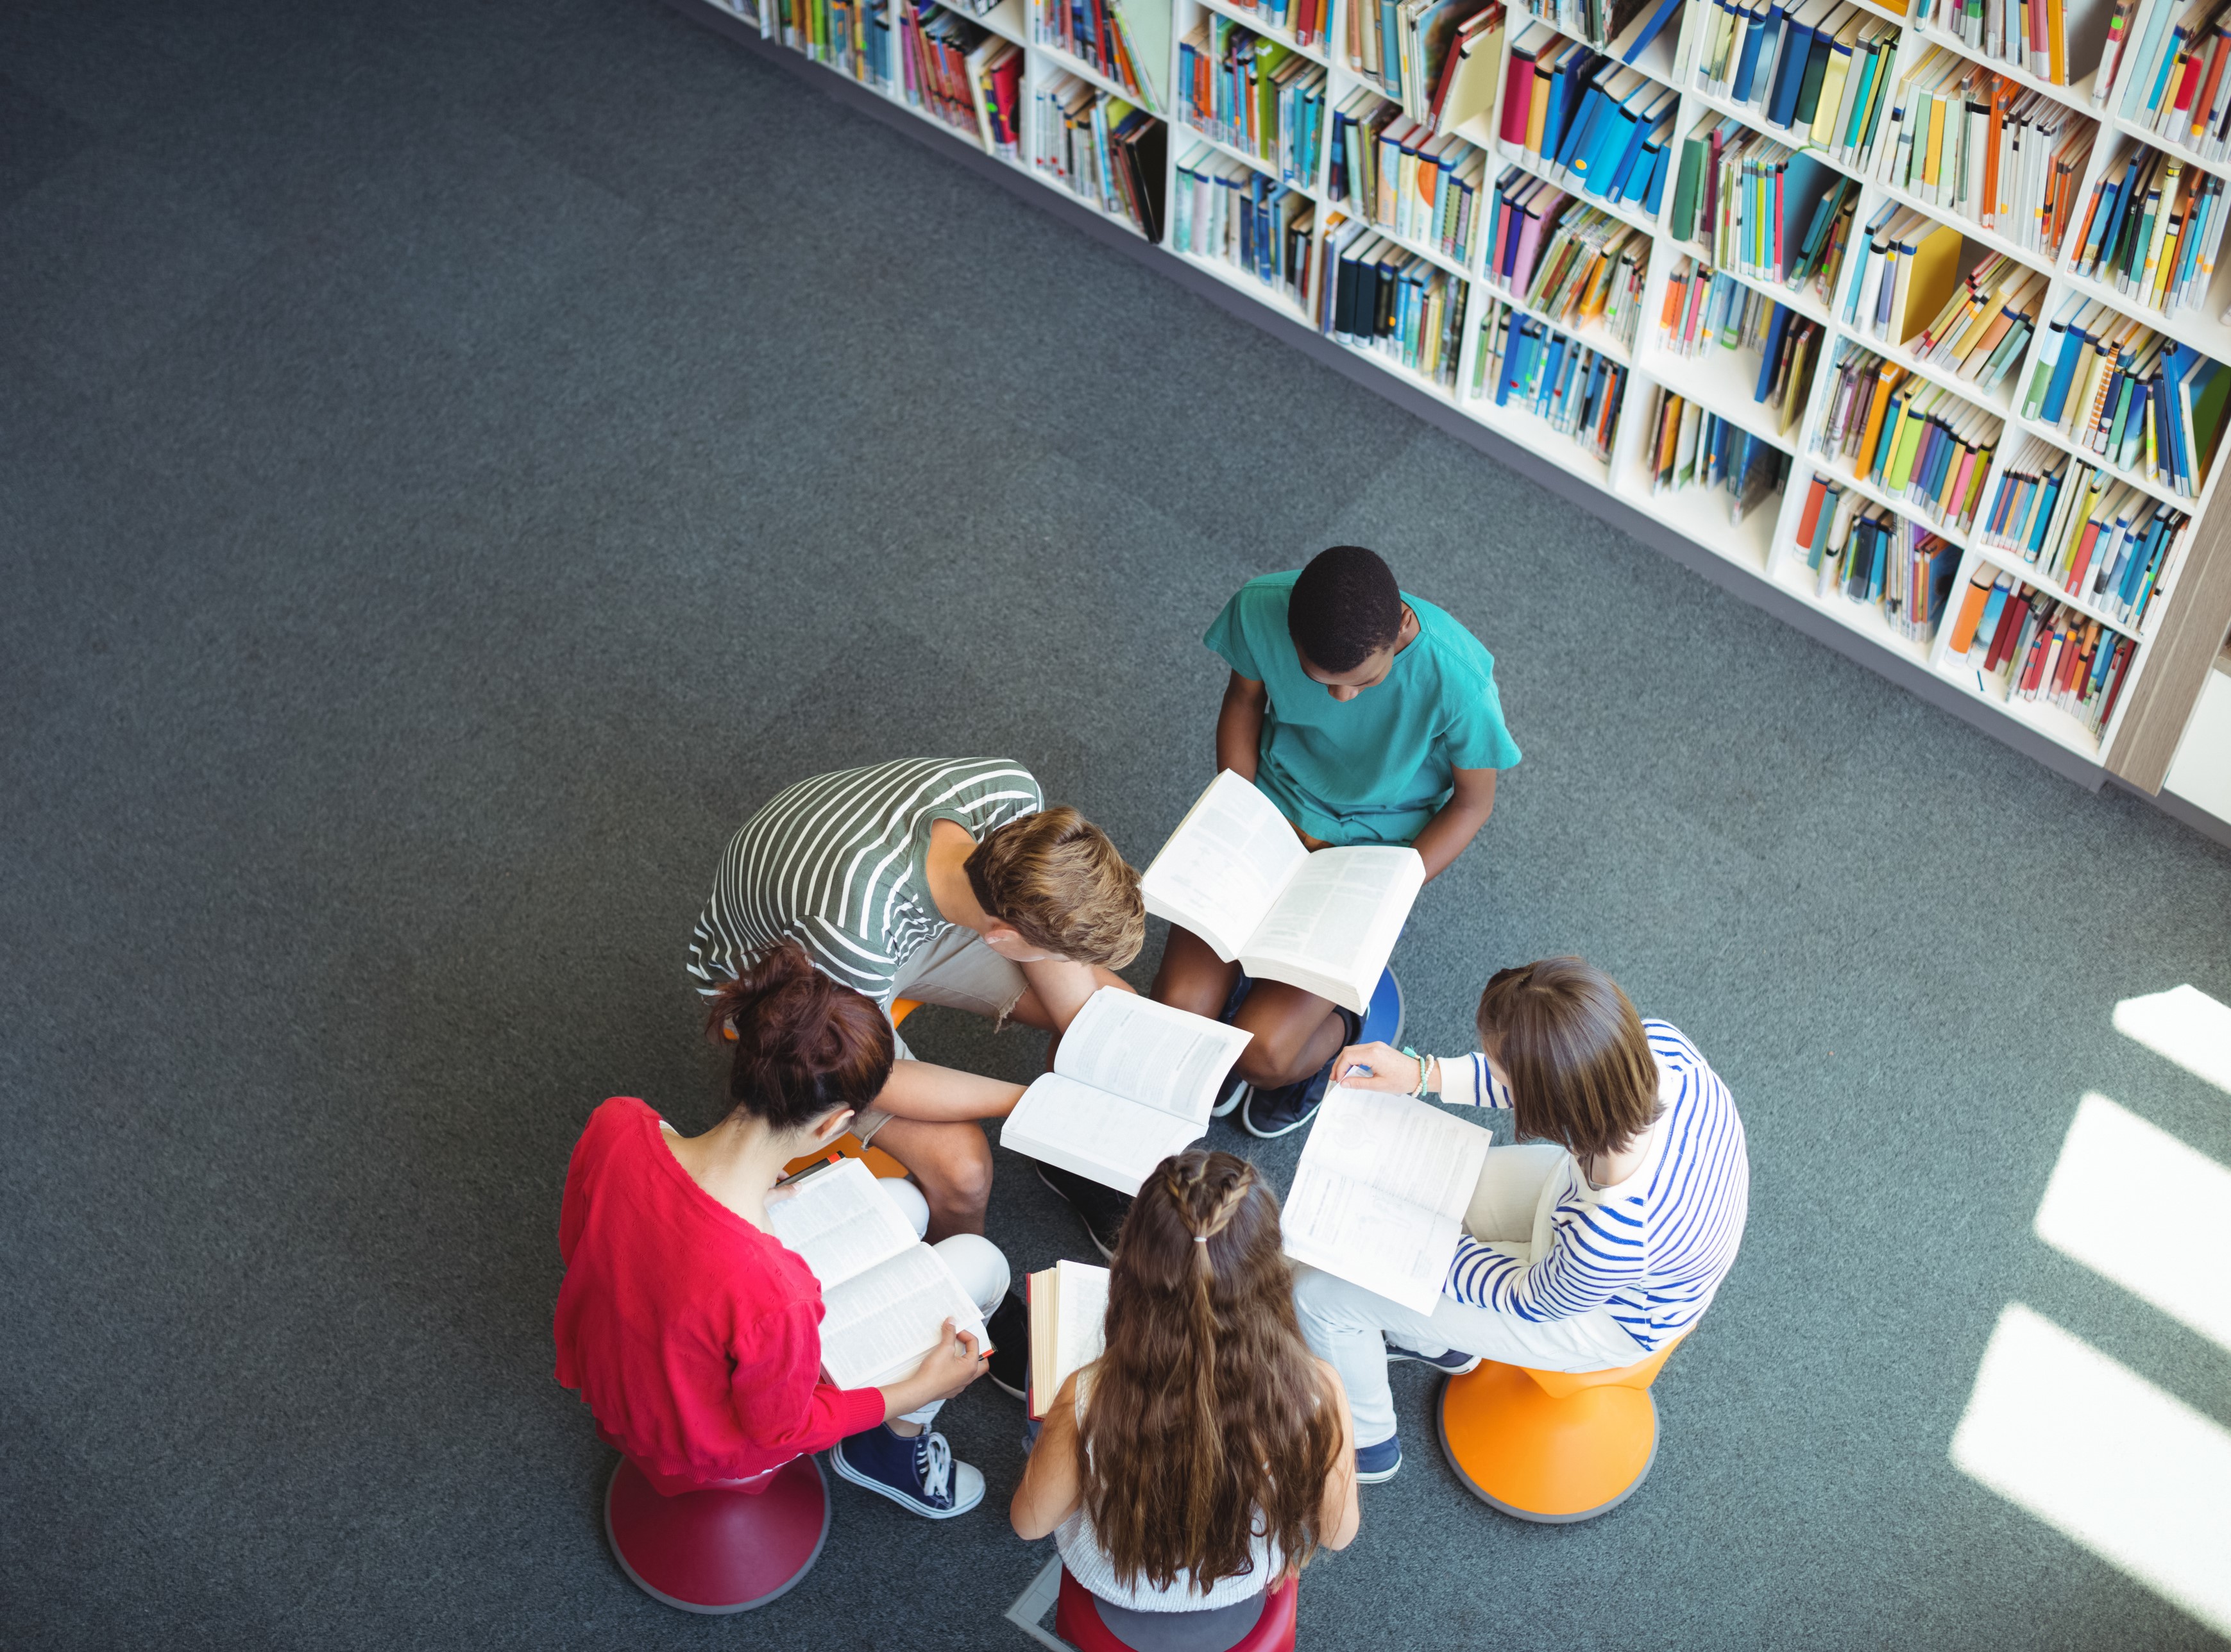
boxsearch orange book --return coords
[1983,83,2009,226]
[1856,366,1904,473]
[1795,473,1833,546]
[1655,394,1683,480]
[1659,269,1688,332]
[1947,573,1995,653]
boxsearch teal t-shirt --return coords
[1203,572,1522,846]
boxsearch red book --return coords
[1501,33,1538,144]
[1795,473,1833,548]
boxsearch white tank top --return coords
[1053,1369,1281,1614]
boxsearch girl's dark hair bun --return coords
[704,943,894,1131]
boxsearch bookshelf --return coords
[689,0,2231,832]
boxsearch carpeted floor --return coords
[3,3,2228,1647]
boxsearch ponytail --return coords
[704,943,894,1131]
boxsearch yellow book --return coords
[1812,51,1853,147]
[1858,364,1905,468]
[1922,89,1946,192]
[2046,0,2067,85]
[1525,62,1552,153]
[1891,218,1963,346]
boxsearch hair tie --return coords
[1192,1234,1210,1244]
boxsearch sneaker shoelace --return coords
[913,1431,954,1505]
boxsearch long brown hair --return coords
[1077,1150,1340,1596]
[702,943,894,1131]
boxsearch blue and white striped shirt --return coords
[1440,1020,1749,1351]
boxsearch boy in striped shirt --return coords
[689,757,1144,1242]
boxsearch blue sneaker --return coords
[830,1424,985,1519]
[1355,1435,1402,1484]
[1386,1338,1482,1376]
[1359,965,1404,1049]
[1241,1004,1362,1140]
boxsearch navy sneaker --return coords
[1034,1161,1130,1259]
[985,1292,1028,1401]
[1354,1435,1402,1484]
[1386,1338,1483,1376]
[830,1424,985,1519]
[1241,1005,1362,1140]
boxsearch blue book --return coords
[2040,311,2094,426]
[1767,12,1815,129]
[1622,0,1685,63]
[1753,304,1790,403]
[1599,90,1668,198]
[1557,86,1613,172]
[1733,1,1779,103]
[1642,140,1672,212]
[1579,94,1645,192]
[1974,579,2010,651]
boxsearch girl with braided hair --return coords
[1010,1150,1360,1651]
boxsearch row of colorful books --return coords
[1219,0,1332,49]
[1174,146,1317,299]
[2067,146,2228,317]
[1874,49,2092,257]
[1031,75,1166,237]
[1844,220,2046,399]
[1032,0,1155,106]
[2019,298,2230,496]
[1947,571,2141,732]
[1322,215,1473,386]
[1507,195,1651,343]
[897,4,1006,140]
[1509,0,1666,52]
[1473,302,1630,456]
[1814,342,2001,530]
[1658,259,1822,429]
[1914,0,2080,86]
[1690,0,1904,166]
[1792,478,1964,639]
[1978,439,2188,625]
[1348,0,1504,119]
[1642,386,1791,521]
[1179,18,1325,180]
[1674,118,1845,288]
[1501,27,1679,211]
[2113,0,2231,164]
[1332,96,1489,261]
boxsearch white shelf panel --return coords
[1611,459,1781,572]
[1634,333,1794,439]
[2054,256,2231,367]
[1194,0,1330,65]
[1177,119,1311,192]
[2108,110,2231,185]
[1934,649,2114,756]
[1033,39,1155,109]
[2012,413,2193,510]
[1905,15,2101,122]
[1770,548,1940,668]
[1966,537,2150,636]
[1871,173,2066,280]
[1169,242,1316,324]
[1809,447,1976,548]
[1484,275,1636,364]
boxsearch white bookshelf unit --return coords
[682,0,2231,838]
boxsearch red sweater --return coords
[553,1097,887,1484]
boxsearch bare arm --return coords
[878,1320,986,1422]
[872,1059,1028,1123]
[1407,766,1497,882]
[1015,960,1136,1033]
[1314,1360,1361,1551]
[1216,672,1267,780]
[1010,1372,1084,1539]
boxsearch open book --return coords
[767,1158,991,1390]
[998,988,1252,1194]
[1140,771,1425,1013]
[1025,1259,1109,1419]
[1281,1085,1491,1314]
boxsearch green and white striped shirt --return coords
[687,758,1044,1007]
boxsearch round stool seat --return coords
[604,1453,831,1614]
[1052,1567,1299,1652]
[1436,1338,1683,1524]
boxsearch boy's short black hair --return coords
[1287,546,1403,673]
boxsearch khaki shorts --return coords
[852,926,1030,1147]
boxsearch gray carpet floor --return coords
[3,2,2228,1647]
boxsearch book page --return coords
[1241,845,1423,1011]
[1304,1085,1489,1220]
[1029,1260,1110,1418]
[1278,1088,1491,1315]
[1282,1165,1461,1317]
[1139,771,1309,961]
[1051,988,1253,1122]
[999,1074,1209,1194]
[765,1158,920,1288]
[817,1245,989,1390]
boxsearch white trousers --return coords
[880,1178,1009,1426]
[1293,1143,1643,1449]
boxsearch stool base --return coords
[1437,1363,1659,1524]
[604,1454,831,1613]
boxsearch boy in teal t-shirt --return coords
[1152,546,1521,1139]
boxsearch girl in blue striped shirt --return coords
[1293,957,1750,1481]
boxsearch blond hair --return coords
[965,807,1144,968]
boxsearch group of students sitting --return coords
[552,547,1751,1649]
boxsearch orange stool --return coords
[1436,1337,1684,1523]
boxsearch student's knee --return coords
[931,1233,1011,1317]
[1234,1018,1327,1087]
[919,1126,994,1215]
[1291,1265,1371,1340]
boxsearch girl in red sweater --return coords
[555,944,1008,1517]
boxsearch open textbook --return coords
[1282,1085,1492,1314]
[767,1157,992,1390]
[1025,1259,1110,1419]
[1140,770,1425,1013]
[999,988,1252,1194]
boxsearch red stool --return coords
[604,1453,831,1614]
[1053,1567,1298,1652]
